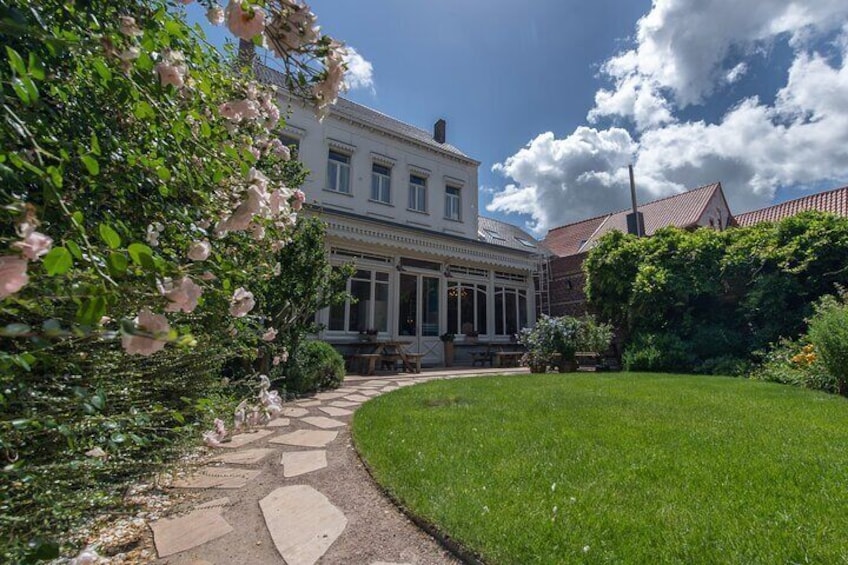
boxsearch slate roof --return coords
[543,183,724,257]
[254,64,477,164]
[735,185,848,227]
[478,216,545,254]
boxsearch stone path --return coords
[149,367,527,564]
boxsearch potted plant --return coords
[440,332,455,367]
[518,315,582,373]
[521,350,556,373]
[462,323,479,344]
[358,328,379,342]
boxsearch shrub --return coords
[287,340,345,394]
[750,339,836,393]
[693,355,750,376]
[576,316,613,353]
[622,333,693,372]
[807,295,848,395]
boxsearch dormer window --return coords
[327,150,351,194]
[371,163,391,204]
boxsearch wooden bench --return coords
[470,351,493,367]
[575,351,600,371]
[404,353,424,373]
[494,351,524,367]
[352,353,382,376]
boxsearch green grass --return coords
[352,373,848,564]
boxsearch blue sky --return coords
[188,1,848,234]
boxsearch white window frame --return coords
[327,269,390,334]
[408,174,427,212]
[494,286,529,336]
[327,150,352,194]
[371,163,391,204]
[445,185,461,221]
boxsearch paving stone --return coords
[269,429,338,448]
[220,429,274,449]
[359,389,382,397]
[371,562,413,565]
[211,448,276,465]
[344,394,371,402]
[282,407,309,418]
[150,509,233,557]
[329,400,360,408]
[395,381,417,387]
[170,467,261,489]
[319,406,353,417]
[335,387,359,393]
[259,485,347,565]
[296,400,323,407]
[301,416,346,429]
[381,385,400,392]
[194,497,231,511]
[314,391,348,400]
[266,417,291,428]
[362,379,391,387]
[281,450,327,477]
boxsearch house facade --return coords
[257,65,541,364]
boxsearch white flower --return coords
[85,447,107,458]
[187,240,211,261]
[229,287,255,317]
[162,276,202,313]
[0,255,29,299]
[12,230,52,260]
[122,308,170,356]
[262,327,277,341]
[207,5,225,25]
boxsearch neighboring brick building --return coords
[735,185,848,226]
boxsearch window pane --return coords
[375,271,389,282]
[348,280,370,332]
[374,281,389,332]
[373,163,390,175]
[476,286,487,334]
[505,291,517,335]
[328,162,337,190]
[518,292,528,331]
[447,282,458,334]
[460,285,474,332]
[495,290,504,335]
[340,163,350,193]
[418,186,426,211]
[371,174,380,200]
[398,274,417,336]
[408,185,415,209]
[329,302,345,331]
[422,277,440,336]
[329,150,349,163]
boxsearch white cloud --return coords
[590,0,848,124]
[725,63,748,84]
[490,24,848,234]
[343,46,375,93]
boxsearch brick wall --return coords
[547,252,589,317]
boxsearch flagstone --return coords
[314,391,348,400]
[259,485,347,565]
[281,450,328,477]
[297,400,323,407]
[150,509,233,557]
[319,406,353,417]
[266,417,291,427]
[194,497,231,511]
[330,400,360,408]
[359,389,381,397]
[211,448,276,465]
[282,407,309,418]
[170,467,261,489]
[362,379,391,387]
[344,394,371,402]
[335,387,359,393]
[302,416,346,429]
[381,385,400,392]
[269,429,338,448]
[219,429,274,449]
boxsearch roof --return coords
[543,182,723,256]
[477,216,544,253]
[735,185,848,227]
[254,64,478,164]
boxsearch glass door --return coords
[397,273,441,364]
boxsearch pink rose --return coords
[162,276,202,313]
[187,240,211,261]
[155,62,185,89]
[228,287,255,317]
[291,189,305,211]
[121,308,170,356]
[12,231,52,260]
[0,255,29,299]
[262,327,277,341]
[119,16,143,37]
[226,1,266,41]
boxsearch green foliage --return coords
[286,340,345,394]
[622,332,693,372]
[750,339,836,393]
[585,212,848,372]
[575,315,613,353]
[518,314,581,363]
[807,294,848,394]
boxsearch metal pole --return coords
[628,164,638,215]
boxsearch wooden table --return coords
[455,341,526,367]
[350,340,418,374]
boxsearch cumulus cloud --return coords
[489,2,848,235]
[343,46,375,93]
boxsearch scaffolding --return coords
[533,252,551,318]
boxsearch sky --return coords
[187,1,848,236]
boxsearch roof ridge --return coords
[737,184,848,217]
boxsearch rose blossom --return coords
[291,189,305,211]
[122,308,170,356]
[187,240,211,261]
[262,327,277,341]
[207,5,225,25]
[0,255,29,299]
[155,61,185,89]
[162,276,203,313]
[119,16,143,37]
[226,1,266,41]
[229,287,255,317]
[12,231,52,260]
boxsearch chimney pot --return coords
[434,119,446,143]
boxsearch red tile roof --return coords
[543,183,724,257]
[735,185,848,227]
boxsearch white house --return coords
[256,64,542,364]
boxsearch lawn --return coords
[352,373,848,564]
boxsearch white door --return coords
[398,273,442,365]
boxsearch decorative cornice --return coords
[408,164,431,178]
[443,175,466,187]
[327,138,356,154]
[370,152,397,167]
[282,123,306,137]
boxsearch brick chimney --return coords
[434,119,446,144]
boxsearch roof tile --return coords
[735,185,848,226]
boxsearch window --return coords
[445,186,461,220]
[494,286,528,336]
[327,150,351,194]
[408,174,427,212]
[279,134,300,155]
[447,282,487,335]
[328,269,389,332]
[371,163,391,203]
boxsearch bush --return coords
[807,295,848,395]
[576,316,613,353]
[693,355,750,376]
[287,340,345,394]
[750,339,837,393]
[622,333,693,372]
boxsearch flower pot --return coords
[443,341,454,367]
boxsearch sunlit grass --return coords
[352,373,848,564]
